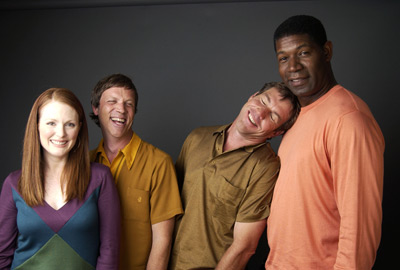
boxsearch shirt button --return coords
[137,196,142,203]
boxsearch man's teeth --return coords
[111,117,125,123]
[51,140,67,145]
[249,113,256,125]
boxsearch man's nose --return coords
[115,102,126,113]
[288,56,302,72]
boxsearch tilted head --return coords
[255,82,300,136]
[90,73,138,127]
[233,82,300,143]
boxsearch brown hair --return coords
[256,82,301,135]
[90,73,138,127]
[19,88,90,207]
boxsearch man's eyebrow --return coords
[297,43,309,50]
[266,93,271,103]
[276,43,310,55]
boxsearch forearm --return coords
[146,218,175,270]
[215,243,255,270]
[216,220,266,270]
[146,242,172,270]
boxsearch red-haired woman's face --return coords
[38,101,81,162]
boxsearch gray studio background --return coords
[1,0,398,269]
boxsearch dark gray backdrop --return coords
[1,0,398,269]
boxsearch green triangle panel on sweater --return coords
[15,234,94,270]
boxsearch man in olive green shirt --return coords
[170,82,300,269]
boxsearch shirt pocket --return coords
[209,175,245,224]
[122,188,150,222]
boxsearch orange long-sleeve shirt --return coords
[266,85,384,270]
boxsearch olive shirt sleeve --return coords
[236,145,280,223]
[175,131,192,192]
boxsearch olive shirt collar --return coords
[212,124,267,154]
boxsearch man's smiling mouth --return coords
[248,113,256,126]
[111,117,126,123]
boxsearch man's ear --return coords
[92,105,99,116]
[323,41,333,62]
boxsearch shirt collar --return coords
[94,132,142,170]
[212,124,266,153]
[121,132,142,170]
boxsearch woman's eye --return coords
[66,123,76,127]
[47,122,55,126]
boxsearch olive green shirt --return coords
[170,125,280,269]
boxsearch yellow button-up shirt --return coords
[91,133,183,270]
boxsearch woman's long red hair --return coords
[18,88,90,207]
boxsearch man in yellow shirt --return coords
[89,73,183,270]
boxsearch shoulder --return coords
[83,163,115,197]
[253,143,280,170]
[327,87,381,129]
[1,171,21,202]
[325,86,373,116]
[259,142,278,158]
[139,140,173,162]
[88,163,113,186]
[306,86,379,132]
[184,125,224,144]
[90,162,111,175]
[2,170,21,190]
[190,125,223,136]
[249,141,278,160]
[177,125,223,155]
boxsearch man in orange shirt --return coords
[90,73,183,270]
[265,15,385,269]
